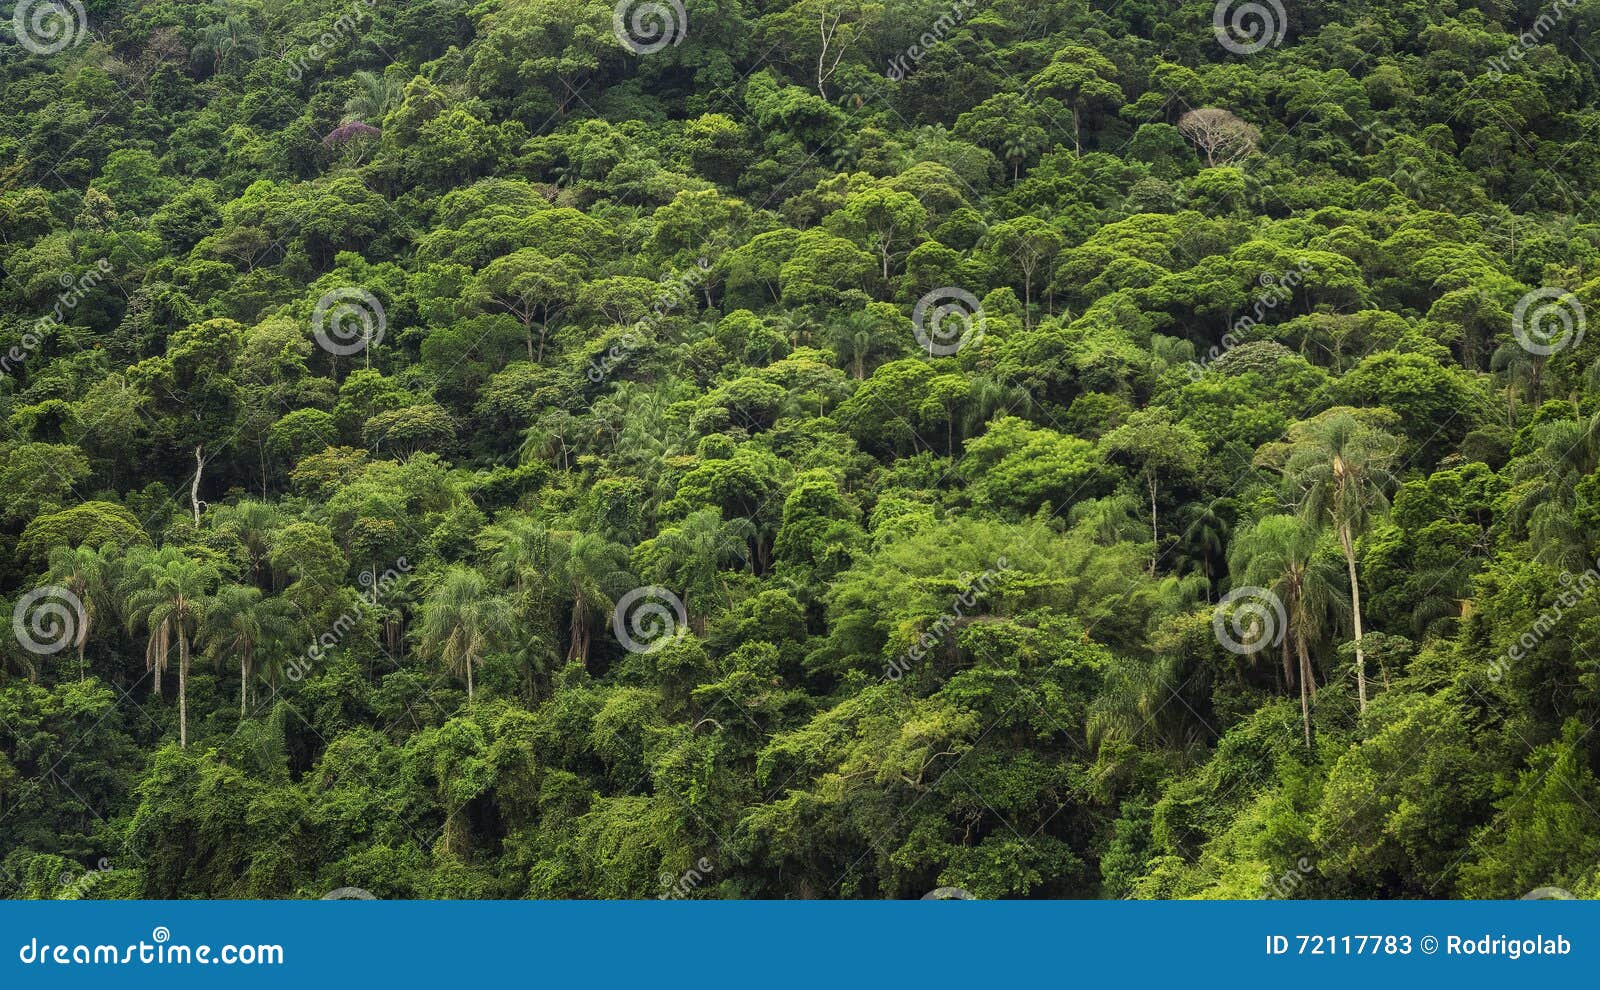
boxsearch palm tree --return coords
[201,585,298,717]
[1284,412,1398,712]
[193,15,259,75]
[418,567,512,700]
[477,515,557,604]
[552,533,630,668]
[641,509,753,631]
[1506,410,1600,569]
[45,544,113,680]
[1231,515,1346,749]
[1088,652,1208,760]
[345,69,403,125]
[209,500,281,589]
[122,547,220,749]
[1174,500,1232,602]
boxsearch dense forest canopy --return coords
[2,0,1600,900]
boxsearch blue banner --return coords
[0,900,1591,987]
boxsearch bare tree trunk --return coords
[1296,634,1313,750]
[1147,474,1160,574]
[241,653,249,717]
[178,632,189,749]
[1340,523,1367,711]
[191,445,206,525]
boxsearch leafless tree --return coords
[1178,108,1262,167]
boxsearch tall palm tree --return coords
[201,584,298,717]
[45,544,113,680]
[418,567,512,700]
[1174,500,1232,602]
[1284,412,1398,712]
[122,548,220,749]
[1231,515,1346,749]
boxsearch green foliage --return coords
[0,0,1595,902]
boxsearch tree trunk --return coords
[1296,634,1314,750]
[240,653,249,718]
[567,602,590,667]
[1279,635,1293,695]
[1147,474,1160,574]
[191,445,206,525]
[1340,523,1367,711]
[466,656,474,700]
[178,631,189,749]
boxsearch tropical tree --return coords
[1102,410,1205,573]
[1284,412,1400,712]
[417,567,513,700]
[44,544,113,680]
[552,533,631,668]
[122,548,220,749]
[1230,515,1345,749]
[200,584,299,716]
